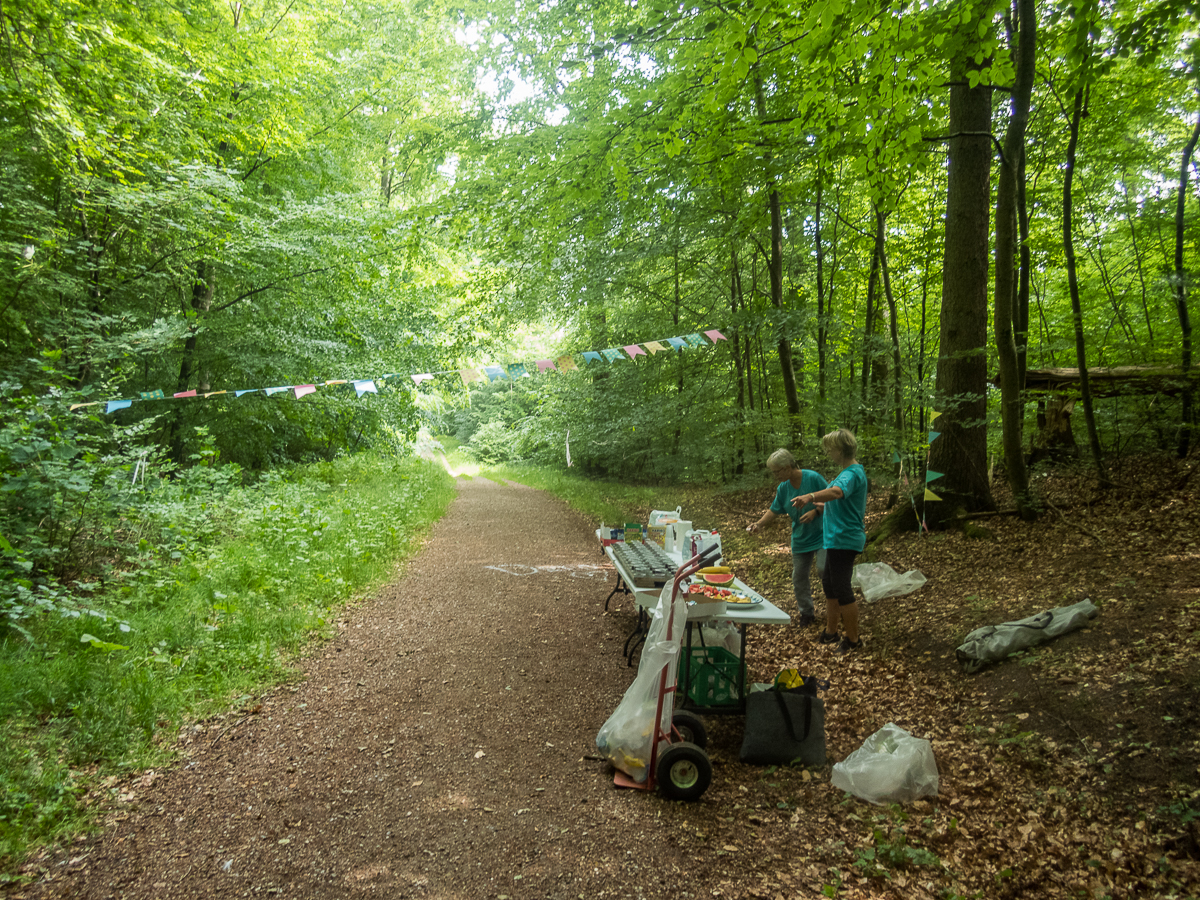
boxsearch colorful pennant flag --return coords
[581,352,603,364]
[930,410,942,424]
[703,329,727,342]
[684,333,707,347]
[265,386,290,396]
[928,431,941,443]
[535,359,557,373]
[483,366,506,381]
[666,337,688,350]
[174,390,197,399]
[623,344,646,359]
[601,348,626,362]
[644,341,669,355]
[925,470,944,483]
[411,373,434,385]
[70,402,101,411]
[556,355,577,371]
[204,391,227,399]
[891,450,901,464]
[507,363,529,379]
[235,389,259,397]
[459,368,483,385]
[354,380,377,397]
[924,488,942,502]
[324,380,347,386]
[140,390,165,401]
[294,385,316,399]
[106,399,132,414]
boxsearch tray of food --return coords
[686,584,762,605]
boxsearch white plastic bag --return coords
[852,562,927,603]
[830,723,939,804]
[595,585,687,782]
[700,621,741,656]
[649,507,683,525]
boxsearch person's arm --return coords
[791,485,844,507]
[746,509,781,533]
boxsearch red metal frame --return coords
[613,543,720,793]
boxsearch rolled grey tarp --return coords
[955,599,1099,673]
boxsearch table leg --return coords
[604,572,629,612]
[623,608,648,666]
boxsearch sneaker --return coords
[797,613,815,628]
[817,630,840,645]
[836,636,863,654]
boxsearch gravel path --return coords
[24,476,731,900]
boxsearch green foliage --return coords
[0,450,454,865]
[853,808,944,879]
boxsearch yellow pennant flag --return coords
[924,488,942,502]
[556,355,578,371]
[929,410,942,424]
[644,341,669,355]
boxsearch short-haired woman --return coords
[746,448,828,628]
[791,428,868,653]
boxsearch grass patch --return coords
[488,463,698,526]
[0,451,454,870]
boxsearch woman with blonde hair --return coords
[791,428,868,652]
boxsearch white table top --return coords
[600,535,791,626]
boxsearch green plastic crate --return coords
[678,645,744,707]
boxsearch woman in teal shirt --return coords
[792,428,868,653]
[746,449,827,628]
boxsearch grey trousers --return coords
[792,549,826,617]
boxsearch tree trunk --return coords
[731,247,747,474]
[927,63,997,522]
[815,173,827,438]
[993,0,1037,519]
[769,188,802,437]
[1063,86,1110,487]
[1174,111,1200,457]
[877,207,904,440]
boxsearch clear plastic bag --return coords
[595,586,687,782]
[649,507,683,525]
[830,723,939,804]
[852,562,927,603]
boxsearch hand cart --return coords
[612,543,720,802]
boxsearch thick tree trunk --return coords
[1063,86,1110,487]
[1174,112,1200,458]
[994,0,1036,519]
[927,65,997,522]
[877,207,904,440]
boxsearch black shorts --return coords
[821,548,860,606]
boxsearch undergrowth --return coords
[0,451,454,870]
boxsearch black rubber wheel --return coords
[656,741,712,802]
[671,709,708,749]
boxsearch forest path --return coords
[25,476,722,900]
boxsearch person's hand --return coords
[799,510,817,524]
[746,522,759,533]
[790,493,811,508]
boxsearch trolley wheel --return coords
[656,741,712,802]
[671,709,708,749]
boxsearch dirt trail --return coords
[25,477,719,900]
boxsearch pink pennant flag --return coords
[535,359,557,373]
[294,385,316,398]
[556,355,578,371]
[644,341,669,355]
[704,329,727,342]
[459,368,483,385]
[173,390,197,398]
[411,373,434,385]
[623,344,647,359]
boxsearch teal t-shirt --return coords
[770,469,828,554]
[822,463,868,551]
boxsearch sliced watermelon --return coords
[702,572,735,585]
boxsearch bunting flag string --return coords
[75,326,732,414]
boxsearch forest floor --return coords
[5,456,1199,900]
